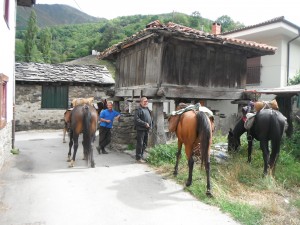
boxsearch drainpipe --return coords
[287,29,300,85]
[12,3,17,150]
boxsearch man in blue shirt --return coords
[96,101,120,154]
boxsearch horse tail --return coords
[196,111,212,166]
[82,105,92,156]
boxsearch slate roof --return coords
[222,16,300,35]
[15,62,115,85]
[98,20,277,60]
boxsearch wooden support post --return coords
[149,100,166,146]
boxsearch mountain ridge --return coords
[17,4,106,30]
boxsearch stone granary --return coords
[15,62,115,131]
[98,20,277,146]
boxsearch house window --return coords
[41,85,68,109]
[0,74,8,129]
[246,57,261,85]
[4,0,10,27]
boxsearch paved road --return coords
[0,130,240,225]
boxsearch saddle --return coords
[171,103,214,118]
[253,99,278,112]
[72,97,94,107]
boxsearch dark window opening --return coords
[0,74,8,129]
[246,57,261,85]
[41,85,68,109]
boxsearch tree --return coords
[289,70,300,85]
[38,28,52,63]
[189,11,201,29]
[24,10,39,62]
[216,15,236,32]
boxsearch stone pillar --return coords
[110,113,136,151]
[149,100,166,146]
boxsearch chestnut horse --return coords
[168,103,214,196]
[63,109,72,143]
[68,104,98,168]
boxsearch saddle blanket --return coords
[171,103,214,118]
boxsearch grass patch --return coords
[127,143,135,151]
[147,131,300,225]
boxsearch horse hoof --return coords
[91,162,95,168]
[63,140,66,143]
[186,181,192,187]
[206,191,213,198]
[173,171,178,176]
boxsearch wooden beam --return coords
[114,86,244,100]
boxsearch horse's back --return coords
[253,109,286,140]
[177,111,198,142]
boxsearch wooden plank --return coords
[160,86,243,100]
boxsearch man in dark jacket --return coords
[134,97,153,163]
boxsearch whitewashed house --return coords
[222,16,300,91]
[0,0,35,169]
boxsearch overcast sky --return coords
[36,0,300,26]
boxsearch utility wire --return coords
[73,0,82,11]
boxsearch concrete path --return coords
[0,130,240,225]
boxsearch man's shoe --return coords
[96,146,101,154]
[136,159,146,163]
[102,149,108,154]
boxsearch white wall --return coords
[0,0,16,169]
[289,41,300,80]
[0,0,16,122]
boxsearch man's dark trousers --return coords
[99,126,111,150]
[136,130,148,160]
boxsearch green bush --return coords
[147,142,179,166]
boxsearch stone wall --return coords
[15,84,112,131]
[110,113,136,151]
[0,122,12,170]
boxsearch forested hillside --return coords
[16,4,245,64]
[17,4,104,30]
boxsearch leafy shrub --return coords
[147,142,179,166]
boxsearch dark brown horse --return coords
[96,99,107,116]
[63,99,106,143]
[68,104,98,168]
[228,105,287,176]
[168,103,214,196]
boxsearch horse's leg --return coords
[63,127,66,143]
[247,135,253,163]
[90,134,95,168]
[205,159,212,197]
[269,139,280,176]
[260,140,270,176]
[174,141,182,176]
[186,148,194,187]
[67,130,73,162]
[69,134,79,167]
[82,139,87,160]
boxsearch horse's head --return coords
[227,128,240,152]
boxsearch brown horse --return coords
[68,104,98,168]
[96,99,107,116]
[63,109,72,143]
[168,103,214,196]
[63,99,107,143]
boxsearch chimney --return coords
[212,22,221,35]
